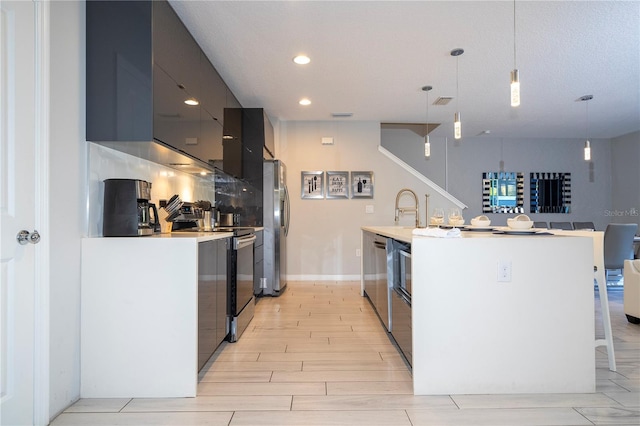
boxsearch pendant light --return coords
[451,48,464,139]
[510,0,520,107]
[580,95,593,161]
[422,85,433,158]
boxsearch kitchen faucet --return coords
[394,188,420,228]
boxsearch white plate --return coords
[465,226,494,231]
[499,229,539,235]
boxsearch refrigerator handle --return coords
[284,183,290,236]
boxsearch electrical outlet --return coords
[356,248,361,257]
[497,261,512,282]
[365,205,374,214]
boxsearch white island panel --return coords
[411,234,595,395]
[81,237,202,398]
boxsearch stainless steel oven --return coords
[228,228,256,342]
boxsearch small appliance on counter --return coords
[161,194,205,231]
[103,178,159,237]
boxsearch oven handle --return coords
[234,234,257,250]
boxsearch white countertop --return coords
[163,231,233,242]
[362,225,566,244]
[86,231,233,243]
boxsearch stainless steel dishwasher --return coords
[374,235,391,331]
[391,245,412,366]
[363,232,391,331]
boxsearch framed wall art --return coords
[301,171,324,199]
[326,171,349,199]
[351,171,374,198]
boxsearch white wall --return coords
[48,0,84,417]
[611,131,640,228]
[382,129,615,230]
[279,121,459,280]
[87,144,216,237]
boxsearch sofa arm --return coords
[623,259,640,323]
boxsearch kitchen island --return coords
[361,226,595,395]
[81,232,232,398]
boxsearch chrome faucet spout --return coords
[394,188,420,227]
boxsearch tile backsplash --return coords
[87,143,216,237]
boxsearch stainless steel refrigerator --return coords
[261,160,289,296]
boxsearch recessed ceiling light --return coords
[299,98,311,106]
[184,98,199,106]
[293,55,310,65]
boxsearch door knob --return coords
[16,230,41,245]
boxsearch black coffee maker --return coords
[103,179,159,237]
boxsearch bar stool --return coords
[594,265,616,371]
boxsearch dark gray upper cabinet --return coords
[86,0,238,172]
[86,0,153,142]
[153,1,200,101]
[222,108,273,187]
[200,55,226,124]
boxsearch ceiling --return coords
[169,1,639,140]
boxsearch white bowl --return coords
[507,218,533,229]
[470,216,491,227]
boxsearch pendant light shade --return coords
[510,69,520,107]
[451,48,464,140]
[510,0,521,107]
[580,94,593,161]
[584,140,591,161]
[454,112,462,140]
[422,85,432,158]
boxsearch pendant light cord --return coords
[456,57,459,110]
[513,0,517,69]
[585,100,589,140]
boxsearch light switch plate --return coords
[321,137,334,145]
[365,205,374,214]
[497,260,512,282]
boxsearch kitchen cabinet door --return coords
[153,64,201,151]
[216,239,229,344]
[198,240,218,371]
[363,231,377,306]
[200,55,227,124]
[199,110,224,168]
[153,1,200,102]
[86,0,153,142]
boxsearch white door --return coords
[1,1,44,424]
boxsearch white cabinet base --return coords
[411,234,595,395]
[81,237,199,398]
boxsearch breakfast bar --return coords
[362,226,596,395]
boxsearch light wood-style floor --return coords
[52,281,639,425]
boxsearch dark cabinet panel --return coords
[201,54,227,123]
[86,0,242,172]
[199,110,224,167]
[153,1,200,101]
[216,238,228,344]
[222,108,243,179]
[86,0,153,142]
[222,108,272,188]
[153,64,201,152]
[198,237,229,371]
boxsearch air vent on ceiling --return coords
[331,112,353,118]
[433,97,453,106]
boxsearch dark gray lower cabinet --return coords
[198,238,228,371]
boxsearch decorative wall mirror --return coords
[482,172,524,213]
[530,172,571,213]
